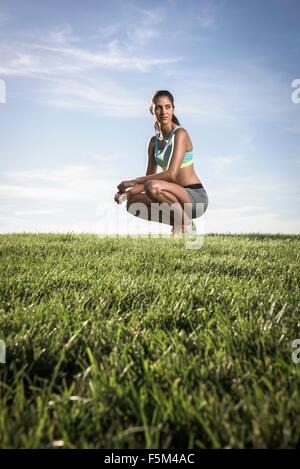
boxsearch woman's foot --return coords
[171,222,197,237]
[182,221,197,236]
[171,225,183,236]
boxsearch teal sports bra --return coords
[154,125,193,171]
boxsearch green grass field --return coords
[0,233,299,448]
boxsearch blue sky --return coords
[0,0,299,234]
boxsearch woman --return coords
[114,90,209,235]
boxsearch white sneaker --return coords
[182,221,197,237]
[171,225,183,238]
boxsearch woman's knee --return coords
[144,180,160,194]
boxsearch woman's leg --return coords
[126,191,161,223]
[144,180,193,229]
[126,188,183,226]
[126,180,194,230]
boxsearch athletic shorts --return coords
[183,183,209,219]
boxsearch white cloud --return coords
[126,7,164,46]
[204,174,300,216]
[164,59,295,128]
[205,210,300,234]
[13,209,64,216]
[0,165,121,202]
[0,166,298,234]
[37,77,145,116]
[209,156,242,176]
[46,24,79,44]
[0,29,182,78]
[1,17,291,125]
[0,163,172,235]
[0,24,182,113]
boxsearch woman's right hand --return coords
[114,191,121,204]
[114,191,128,204]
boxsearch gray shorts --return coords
[183,184,209,219]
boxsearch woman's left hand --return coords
[117,180,136,193]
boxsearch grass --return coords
[0,232,299,448]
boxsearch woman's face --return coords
[153,96,174,125]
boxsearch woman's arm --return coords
[134,135,174,184]
[146,136,158,175]
[133,170,174,185]
[117,135,174,193]
[127,183,145,195]
[118,168,174,194]
[134,131,191,185]
[114,183,145,204]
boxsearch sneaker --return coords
[171,225,183,237]
[182,221,197,237]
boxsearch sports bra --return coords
[154,125,194,171]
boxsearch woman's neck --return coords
[160,123,177,139]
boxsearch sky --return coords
[0,0,300,235]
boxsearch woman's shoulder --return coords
[173,127,193,151]
[151,126,188,140]
[150,135,157,147]
[174,126,187,134]
[173,126,190,140]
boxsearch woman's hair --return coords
[150,90,180,138]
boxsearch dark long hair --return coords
[150,90,180,139]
